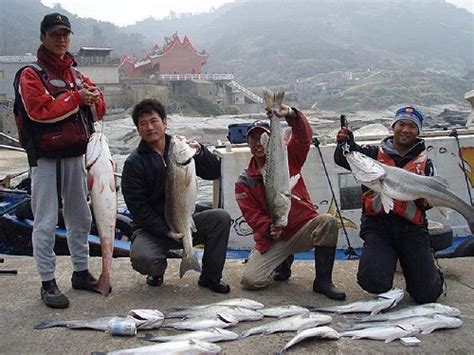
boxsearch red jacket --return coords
[235,110,318,253]
[18,46,106,125]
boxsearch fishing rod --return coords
[449,129,473,206]
[312,118,358,260]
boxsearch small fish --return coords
[259,305,309,318]
[341,314,463,334]
[314,288,404,315]
[103,339,221,354]
[349,303,461,323]
[341,324,420,343]
[278,326,341,353]
[143,327,239,343]
[35,309,164,331]
[240,312,332,338]
[172,298,264,311]
[166,305,263,322]
[162,313,238,331]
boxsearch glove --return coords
[336,127,354,145]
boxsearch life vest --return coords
[13,63,93,165]
[361,147,428,224]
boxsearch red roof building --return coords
[119,33,208,79]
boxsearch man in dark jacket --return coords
[334,106,444,304]
[121,99,231,294]
[235,103,346,300]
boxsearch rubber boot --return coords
[274,254,294,281]
[313,246,346,300]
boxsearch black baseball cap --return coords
[40,13,73,34]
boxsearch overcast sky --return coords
[41,0,473,26]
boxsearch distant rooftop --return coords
[0,55,36,63]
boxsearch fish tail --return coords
[34,320,56,329]
[96,273,112,296]
[179,253,201,278]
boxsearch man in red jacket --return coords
[14,13,106,308]
[235,104,346,300]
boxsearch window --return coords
[338,173,362,210]
[0,70,4,79]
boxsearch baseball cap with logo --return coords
[40,13,73,34]
[391,106,424,133]
[246,120,270,140]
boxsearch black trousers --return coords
[357,213,444,304]
[130,209,231,281]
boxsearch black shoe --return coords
[71,270,98,292]
[198,278,231,294]
[146,275,164,287]
[274,254,294,281]
[41,280,69,309]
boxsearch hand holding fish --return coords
[266,104,294,119]
[167,230,185,242]
[186,139,201,156]
[270,224,284,239]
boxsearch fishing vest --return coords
[13,63,93,166]
[361,147,428,224]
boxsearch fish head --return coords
[346,151,386,184]
[169,135,197,165]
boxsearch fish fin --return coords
[380,193,394,213]
[430,175,449,188]
[109,178,116,193]
[282,127,292,145]
[420,327,435,334]
[263,89,273,109]
[95,272,112,296]
[274,90,285,106]
[260,132,270,153]
[289,174,301,191]
[191,219,197,233]
[384,335,397,343]
[217,313,238,325]
[87,174,94,191]
[34,320,58,329]
[179,253,201,278]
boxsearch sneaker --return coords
[41,280,69,309]
[71,270,98,292]
[274,254,294,281]
[198,277,231,294]
[146,275,164,287]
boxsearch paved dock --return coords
[0,256,473,354]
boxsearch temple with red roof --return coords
[119,33,208,79]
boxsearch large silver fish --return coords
[278,326,341,353]
[314,288,404,315]
[240,312,332,338]
[171,298,264,311]
[164,135,201,278]
[86,121,116,296]
[166,305,263,322]
[143,327,239,343]
[345,150,474,232]
[162,313,239,330]
[259,305,309,318]
[35,309,164,331]
[104,339,221,354]
[341,324,419,343]
[349,303,461,323]
[261,89,300,227]
[341,314,463,334]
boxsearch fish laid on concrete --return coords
[278,326,341,353]
[162,313,239,330]
[341,324,420,343]
[341,314,463,334]
[240,312,332,338]
[172,298,264,311]
[164,135,201,278]
[104,339,221,354]
[349,303,461,323]
[86,121,116,296]
[166,305,264,322]
[143,327,239,343]
[35,309,164,331]
[259,305,309,318]
[345,150,474,233]
[314,288,404,315]
[261,89,300,227]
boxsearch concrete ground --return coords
[0,256,472,354]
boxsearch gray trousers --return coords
[130,209,231,281]
[31,157,92,282]
[241,213,338,289]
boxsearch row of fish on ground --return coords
[36,289,463,354]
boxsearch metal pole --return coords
[312,137,358,259]
[450,129,473,206]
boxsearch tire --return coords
[428,220,453,252]
[115,214,134,241]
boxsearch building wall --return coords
[77,65,119,85]
[157,45,206,74]
[0,63,30,100]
